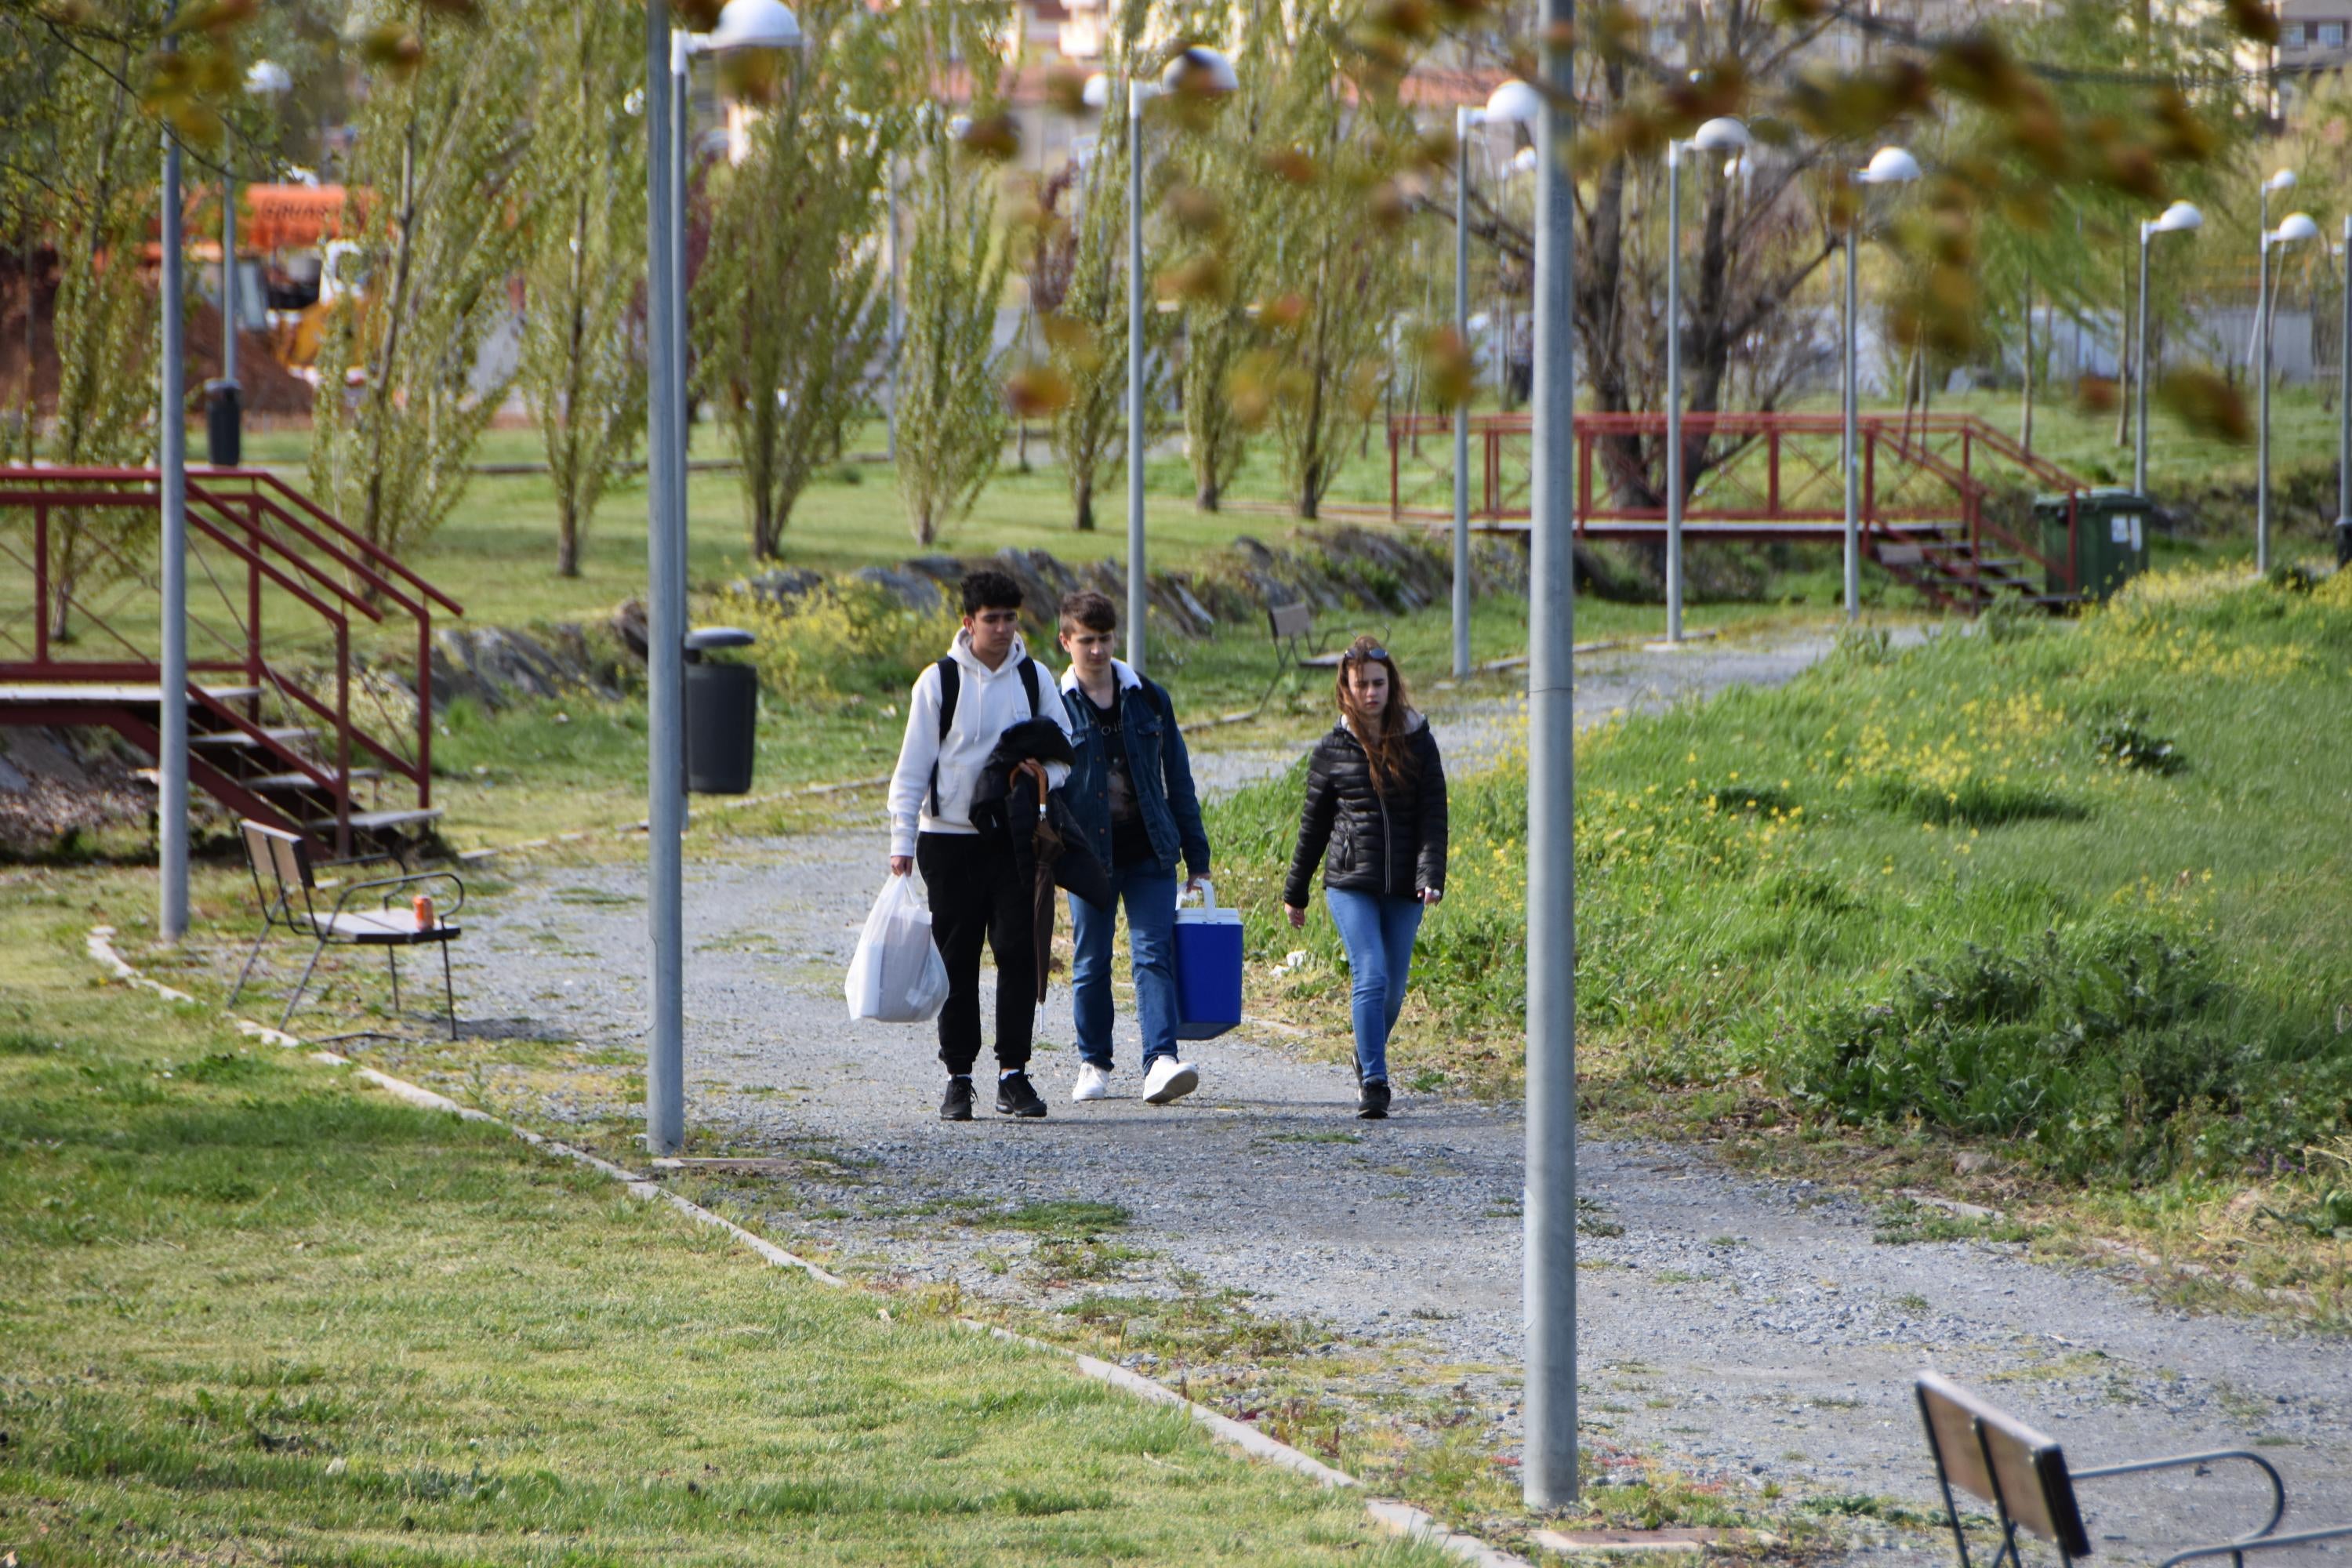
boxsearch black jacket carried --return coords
[970,717,1116,1002]
[1283,713,1448,909]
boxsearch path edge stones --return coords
[82,925,1537,1568]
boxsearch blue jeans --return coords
[1069,866,1179,1070]
[1323,888,1425,1086]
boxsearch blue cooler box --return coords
[1173,882,1244,1040]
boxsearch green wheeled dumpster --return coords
[2034,487,2151,602]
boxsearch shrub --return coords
[717,584,963,712]
[2086,706,2183,774]
[1781,919,2348,1181]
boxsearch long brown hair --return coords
[1334,636,1418,793]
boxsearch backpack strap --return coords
[928,655,1040,817]
[928,657,959,817]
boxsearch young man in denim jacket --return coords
[1055,590,1212,1105]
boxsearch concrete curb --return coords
[85,926,1535,1568]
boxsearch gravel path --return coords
[448,626,2351,1560]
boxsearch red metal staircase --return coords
[0,466,462,862]
[1385,410,2094,612]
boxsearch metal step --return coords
[249,768,383,792]
[191,724,317,750]
[301,807,443,835]
[0,682,262,706]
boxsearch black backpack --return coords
[929,654,1043,816]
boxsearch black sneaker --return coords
[995,1070,1048,1118]
[1357,1079,1391,1120]
[940,1077,975,1121]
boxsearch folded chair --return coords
[1916,1371,2352,1568]
[230,819,466,1038]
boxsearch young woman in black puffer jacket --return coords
[1281,637,1448,1119]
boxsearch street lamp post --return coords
[2250,169,2294,408]
[2258,209,2318,577]
[211,59,292,468]
[2338,216,2352,566]
[1103,46,1236,677]
[1450,81,1542,681]
[644,0,801,1157]
[1452,103,1479,681]
[2132,200,2201,499]
[1661,117,1748,646]
[1520,0,1576,1506]
[159,4,188,942]
[1841,145,1919,622]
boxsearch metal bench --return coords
[230,818,466,1038]
[1258,600,1348,711]
[1916,1371,2351,1568]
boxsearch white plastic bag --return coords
[845,874,949,1023]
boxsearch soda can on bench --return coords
[1173,880,1244,1040]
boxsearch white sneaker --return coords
[1142,1056,1200,1105]
[1071,1064,1112,1102]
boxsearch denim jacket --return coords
[1058,659,1210,879]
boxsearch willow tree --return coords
[893,2,1012,547]
[693,0,893,559]
[1167,0,1282,514]
[25,34,158,641]
[1255,12,1415,521]
[310,3,535,556]
[518,0,644,578]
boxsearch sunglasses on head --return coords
[1341,644,1390,665]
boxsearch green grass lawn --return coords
[1207,558,2352,1314]
[0,875,1451,1568]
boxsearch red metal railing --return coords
[0,464,461,855]
[1385,410,2087,598]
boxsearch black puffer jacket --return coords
[1283,715,1448,908]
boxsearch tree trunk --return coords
[1299,455,1323,520]
[1196,476,1221,512]
[2019,276,2034,452]
[1073,474,1094,532]
[557,504,582,577]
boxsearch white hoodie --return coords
[886,629,1075,858]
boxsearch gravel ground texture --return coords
[445,627,2352,1563]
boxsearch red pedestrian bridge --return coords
[1385,410,2099,612]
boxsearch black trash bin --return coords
[684,626,758,795]
[205,379,241,467]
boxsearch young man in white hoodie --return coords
[886,569,1076,1121]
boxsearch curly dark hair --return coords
[960,568,1024,615]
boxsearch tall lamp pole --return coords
[2339,215,2352,566]
[158,3,188,942]
[1126,71,1147,670]
[1661,117,1748,646]
[1519,0,1577,1510]
[1104,46,1236,677]
[644,0,800,1156]
[2258,209,2318,577]
[2132,200,2201,498]
[1840,145,1919,622]
[1452,101,1480,681]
